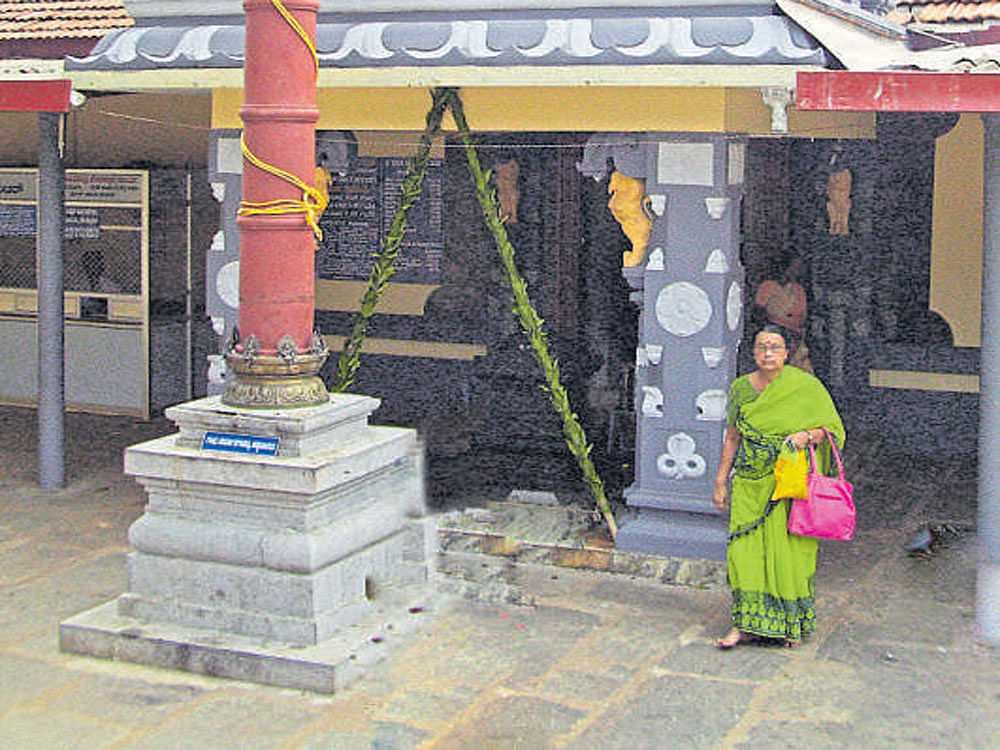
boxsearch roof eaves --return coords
[67,14,830,72]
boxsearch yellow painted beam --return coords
[323,335,486,361]
[215,86,734,131]
[869,369,979,394]
[725,88,875,138]
[212,84,875,137]
[314,280,438,315]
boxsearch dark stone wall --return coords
[319,133,635,507]
[740,118,975,456]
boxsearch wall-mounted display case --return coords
[0,168,188,418]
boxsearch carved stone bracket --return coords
[761,87,793,134]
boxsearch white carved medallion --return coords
[656,282,712,337]
[646,247,665,271]
[704,249,729,274]
[702,346,726,368]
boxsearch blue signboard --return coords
[201,431,280,456]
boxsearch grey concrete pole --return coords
[37,112,65,490]
[979,113,1000,644]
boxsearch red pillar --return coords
[224,0,328,407]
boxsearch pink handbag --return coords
[787,428,855,541]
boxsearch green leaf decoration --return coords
[440,88,617,540]
[332,88,451,393]
[330,87,617,539]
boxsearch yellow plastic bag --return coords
[773,443,808,500]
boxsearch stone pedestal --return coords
[60,394,435,692]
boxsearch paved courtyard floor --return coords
[0,406,997,748]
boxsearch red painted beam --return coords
[797,71,1000,112]
[0,79,71,112]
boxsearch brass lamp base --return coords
[222,351,329,409]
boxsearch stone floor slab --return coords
[0,653,78,712]
[0,553,127,647]
[50,675,205,726]
[658,640,792,682]
[0,706,130,748]
[120,695,326,750]
[59,587,436,694]
[535,663,638,706]
[435,695,586,749]
[573,675,755,749]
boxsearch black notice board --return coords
[317,157,443,284]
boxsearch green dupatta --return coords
[726,365,845,641]
[733,365,845,485]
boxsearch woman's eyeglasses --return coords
[754,344,786,353]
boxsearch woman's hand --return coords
[713,480,730,511]
[785,430,812,451]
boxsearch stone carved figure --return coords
[754,254,812,372]
[608,171,653,267]
[827,167,851,235]
[493,158,520,224]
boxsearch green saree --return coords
[726,365,845,641]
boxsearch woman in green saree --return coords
[713,325,845,648]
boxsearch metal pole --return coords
[979,113,1000,644]
[185,169,193,401]
[37,111,65,490]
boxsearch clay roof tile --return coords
[0,0,132,41]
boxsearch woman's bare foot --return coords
[783,639,801,649]
[716,628,749,649]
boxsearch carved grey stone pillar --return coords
[580,133,746,560]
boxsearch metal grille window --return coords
[0,169,147,320]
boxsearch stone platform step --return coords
[436,500,726,598]
[60,583,439,695]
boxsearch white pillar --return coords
[978,113,1000,644]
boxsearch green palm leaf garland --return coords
[332,88,451,392]
[442,88,617,539]
[332,86,617,538]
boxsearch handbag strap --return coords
[808,427,845,480]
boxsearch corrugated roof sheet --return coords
[0,0,132,41]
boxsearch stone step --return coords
[436,500,726,591]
